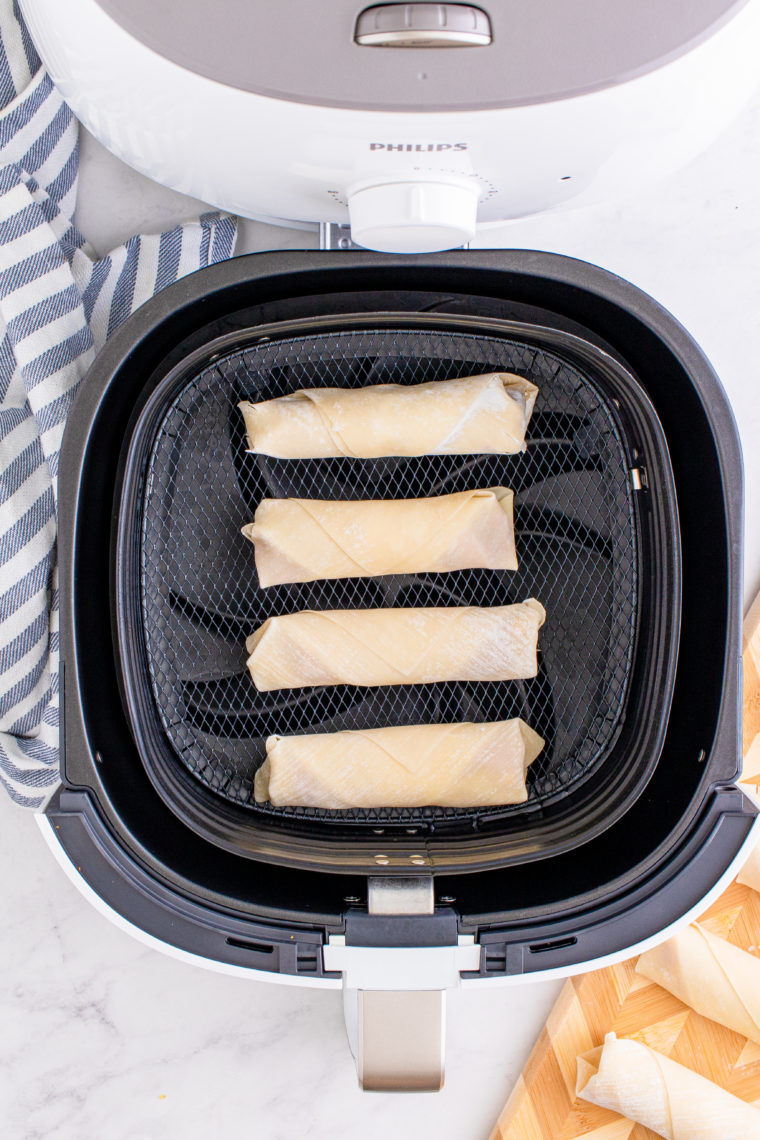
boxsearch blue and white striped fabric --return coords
[0,1,237,806]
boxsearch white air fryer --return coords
[19,0,760,252]
[19,0,760,1092]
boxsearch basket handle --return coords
[345,987,446,1091]
[328,877,479,1091]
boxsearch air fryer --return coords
[46,249,755,1090]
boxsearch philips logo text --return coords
[370,143,468,152]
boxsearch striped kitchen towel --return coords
[0,1,237,806]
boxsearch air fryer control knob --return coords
[347,177,480,254]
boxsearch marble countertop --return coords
[3,87,760,1139]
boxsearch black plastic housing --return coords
[52,250,754,973]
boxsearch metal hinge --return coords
[368,875,434,914]
[319,220,470,252]
[319,222,365,251]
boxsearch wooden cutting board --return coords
[489,593,760,1140]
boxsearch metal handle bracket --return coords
[329,876,480,1091]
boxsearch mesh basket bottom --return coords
[138,329,637,825]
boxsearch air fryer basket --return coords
[115,311,680,868]
[56,251,748,951]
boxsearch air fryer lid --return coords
[93,0,747,111]
[114,312,679,873]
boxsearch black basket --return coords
[115,312,679,863]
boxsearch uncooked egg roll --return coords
[636,923,760,1045]
[246,598,545,691]
[576,1032,760,1139]
[243,487,517,587]
[238,372,538,459]
[254,719,544,808]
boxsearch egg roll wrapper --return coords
[243,487,517,587]
[576,1032,760,1139]
[737,839,760,893]
[254,719,544,808]
[238,372,538,459]
[636,922,760,1045]
[246,598,545,691]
